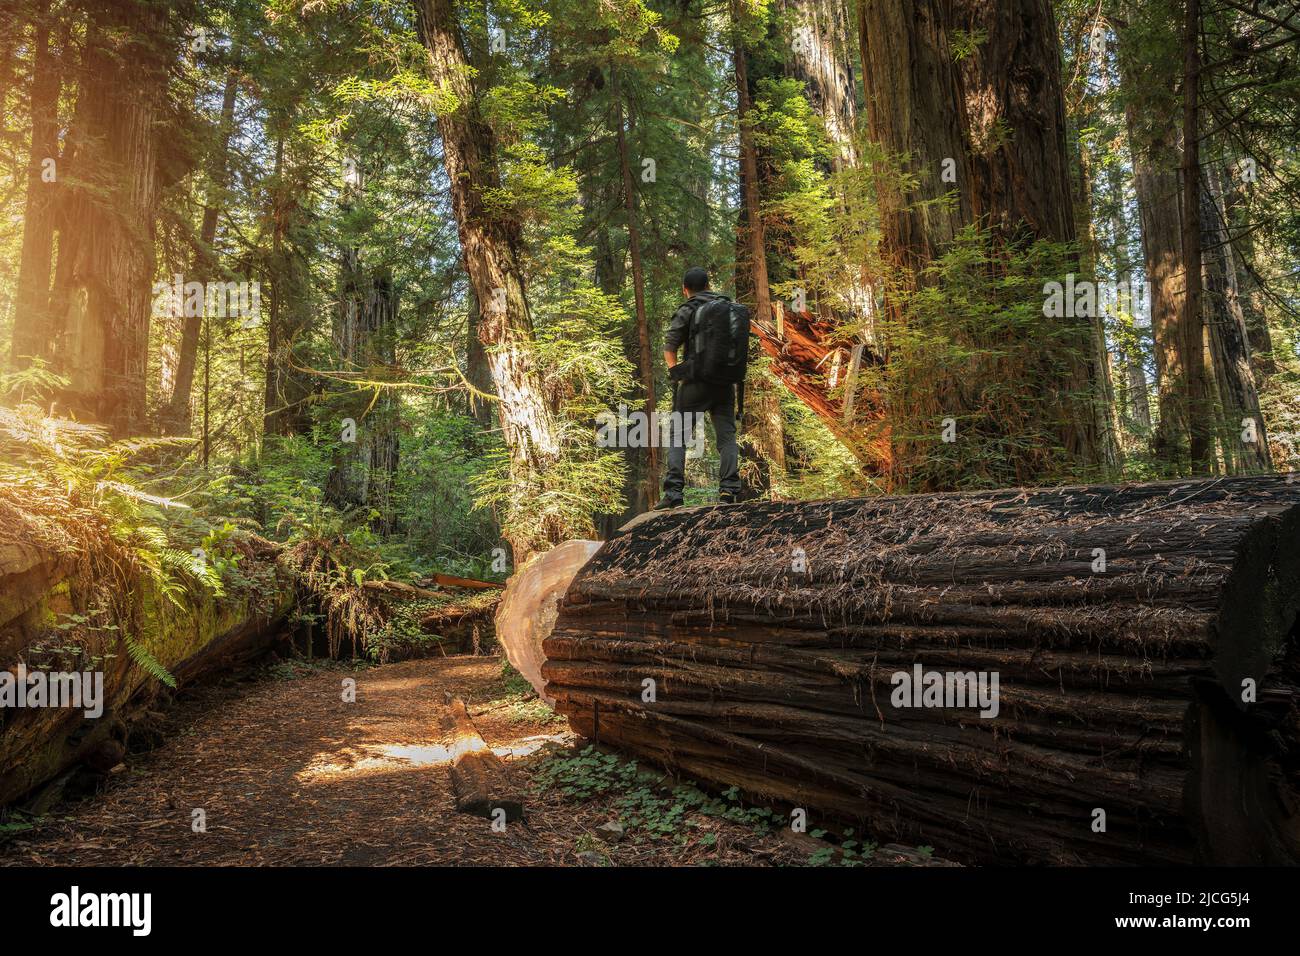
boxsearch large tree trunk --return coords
[263,138,316,438]
[49,0,172,435]
[543,476,1300,865]
[951,0,1116,473]
[612,67,658,512]
[1103,157,1153,437]
[1180,0,1214,472]
[465,285,495,426]
[325,229,401,531]
[1222,177,1275,380]
[416,0,562,564]
[857,0,971,280]
[162,60,240,436]
[9,0,61,369]
[730,0,786,499]
[0,528,294,808]
[1201,164,1270,472]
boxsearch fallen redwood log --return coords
[441,695,523,821]
[542,476,1300,865]
[1,526,295,807]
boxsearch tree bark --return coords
[544,475,1300,865]
[263,137,316,438]
[1181,0,1214,472]
[415,0,563,563]
[48,0,171,435]
[612,66,658,510]
[857,0,971,282]
[9,0,61,369]
[951,0,1115,472]
[1117,5,1191,468]
[162,60,240,435]
[1201,164,1270,472]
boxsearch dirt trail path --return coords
[1,656,862,867]
[1,658,601,865]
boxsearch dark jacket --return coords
[664,290,728,355]
[665,291,735,414]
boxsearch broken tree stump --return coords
[542,476,1300,865]
[441,695,523,821]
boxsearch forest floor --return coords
[0,655,951,867]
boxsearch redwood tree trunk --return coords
[1181,0,1213,472]
[857,0,971,281]
[50,0,171,436]
[1117,8,1190,467]
[1201,164,1270,472]
[9,0,61,369]
[951,0,1115,472]
[163,60,240,435]
[416,0,562,562]
[612,67,658,512]
[263,138,316,438]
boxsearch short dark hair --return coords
[683,267,710,293]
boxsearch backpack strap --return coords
[735,377,745,431]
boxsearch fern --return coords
[122,632,178,689]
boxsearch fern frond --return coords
[122,633,177,689]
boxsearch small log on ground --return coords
[441,695,523,821]
[544,476,1300,865]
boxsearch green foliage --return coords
[535,746,788,845]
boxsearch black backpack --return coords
[686,296,750,385]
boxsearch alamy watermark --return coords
[1042,273,1150,320]
[596,404,706,457]
[50,886,151,936]
[890,664,1000,719]
[0,663,103,719]
[152,274,261,327]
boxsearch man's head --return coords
[682,267,709,299]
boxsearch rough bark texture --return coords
[1127,113,1189,462]
[50,0,172,435]
[545,476,1300,865]
[1201,165,1270,473]
[952,0,1115,472]
[263,138,316,438]
[416,0,562,562]
[9,1,60,368]
[1181,0,1213,472]
[858,0,971,280]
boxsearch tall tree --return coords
[9,0,62,369]
[1180,0,1213,472]
[611,65,658,512]
[415,0,563,562]
[952,0,1118,471]
[162,54,240,435]
[48,0,176,435]
[1201,162,1270,471]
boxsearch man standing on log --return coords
[656,267,747,510]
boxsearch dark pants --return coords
[663,381,741,499]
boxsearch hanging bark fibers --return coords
[543,476,1300,865]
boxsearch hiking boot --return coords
[718,491,740,505]
[654,495,683,511]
